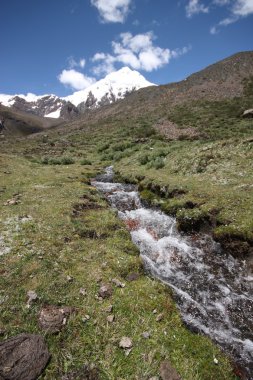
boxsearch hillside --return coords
[0,104,64,137]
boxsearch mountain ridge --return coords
[0,67,155,119]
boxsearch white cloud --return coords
[232,0,253,16]
[211,0,253,33]
[186,0,209,17]
[90,0,132,23]
[91,32,190,76]
[68,57,86,69]
[58,69,95,90]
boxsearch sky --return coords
[0,0,253,97]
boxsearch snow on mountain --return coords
[65,67,156,108]
[0,67,156,119]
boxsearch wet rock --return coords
[126,272,140,282]
[160,360,181,380]
[38,305,73,333]
[0,333,50,380]
[111,278,125,288]
[61,363,100,380]
[119,337,133,349]
[27,290,38,308]
[98,284,113,299]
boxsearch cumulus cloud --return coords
[91,0,132,23]
[211,0,253,33]
[58,69,95,90]
[92,32,190,75]
[186,0,209,17]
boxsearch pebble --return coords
[104,305,113,313]
[142,332,150,339]
[156,313,164,322]
[111,278,125,288]
[79,288,87,296]
[27,290,38,308]
[107,315,115,323]
[82,315,90,323]
[119,337,133,349]
[98,284,113,299]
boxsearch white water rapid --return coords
[92,166,253,379]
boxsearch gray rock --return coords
[98,284,113,299]
[119,337,133,349]
[0,333,50,380]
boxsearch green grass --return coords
[0,153,236,379]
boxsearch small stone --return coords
[119,337,133,349]
[101,262,107,269]
[27,290,38,308]
[82,315,90,323]
[107,315,115,323]
[126,272,140,282]
[142,332,150,339]
[66,275,73,282]
[98,284,113,299]
[112,278,125,288]
[149,377,159,380]
[160,360,181,380]
[79,288,87,296]
[125,348,132,357]
[152,309,157,314]
[156,313,164,322]
[214,358,219,365]
[104,305,113,313]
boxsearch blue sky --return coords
[1,0,253,96]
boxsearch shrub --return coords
[80,159,92,165]
[138,154,150,165]
[61,157,75,165]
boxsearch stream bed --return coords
[92,166,253,379]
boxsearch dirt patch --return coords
[154,120,200,140]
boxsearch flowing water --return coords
[92,167,253,378]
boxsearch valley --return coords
[0,52,253,380]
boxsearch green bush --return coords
[80,159,92,165]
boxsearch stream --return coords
[92,166,253,379]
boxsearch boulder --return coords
[0,333,50,380]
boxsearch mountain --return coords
[0,103,63,137]
[75,51,253,125]
[0,67,155,120]
[65,67,155,110]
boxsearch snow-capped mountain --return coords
[65,67,155,109]
[0,67,155,119]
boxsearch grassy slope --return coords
[0,153,236,379]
